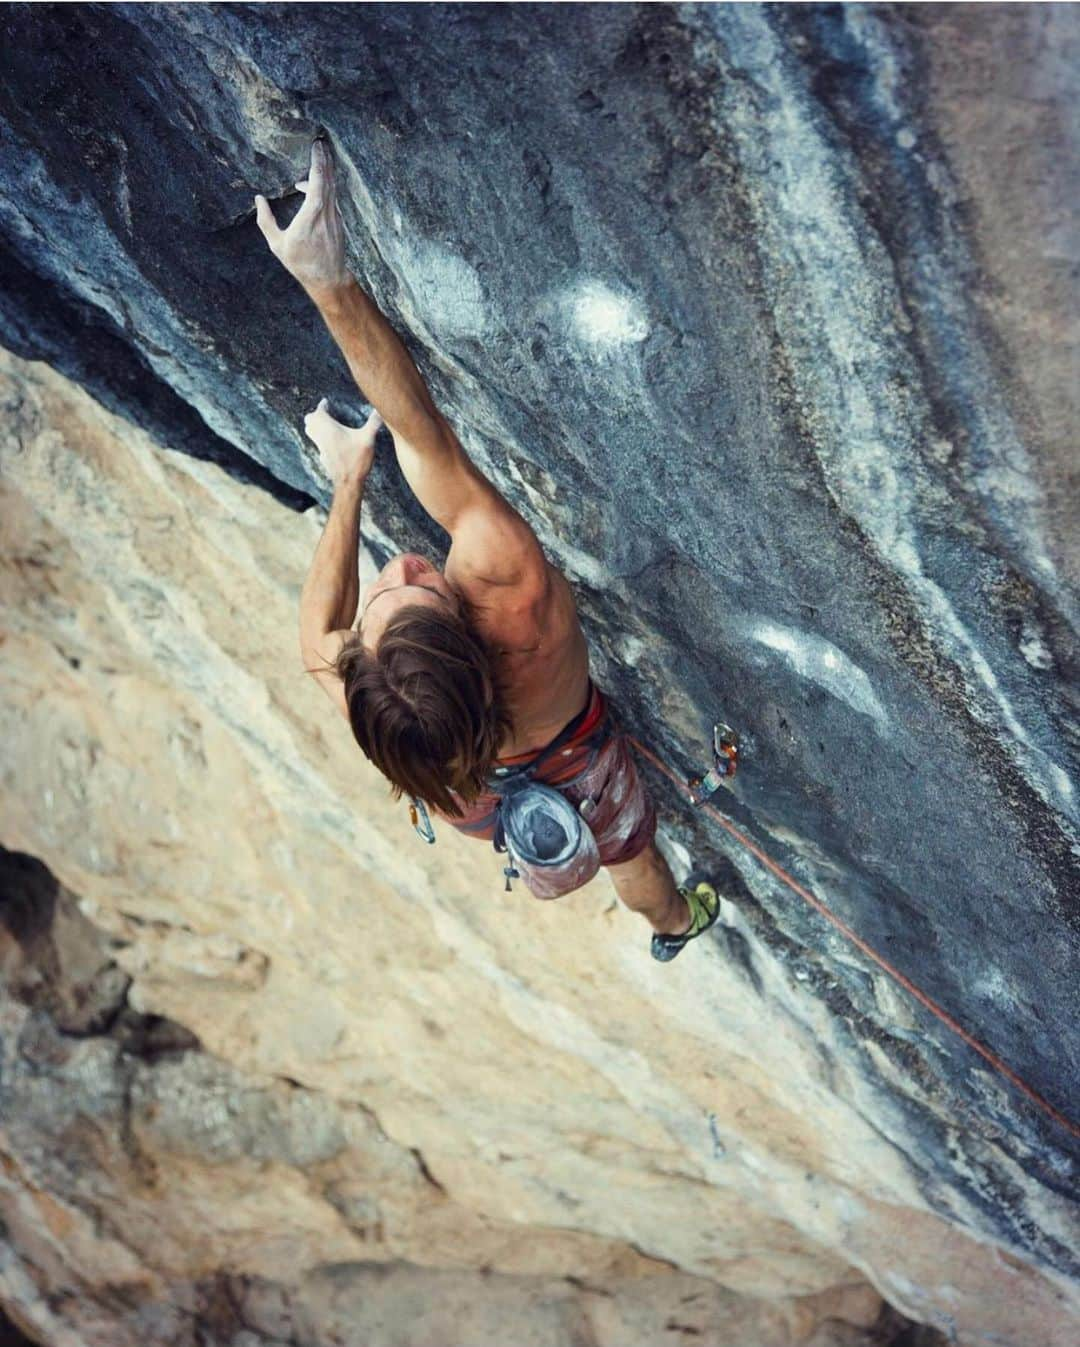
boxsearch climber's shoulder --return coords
[443,479,550,592]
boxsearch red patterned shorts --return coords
[434,682,657,899]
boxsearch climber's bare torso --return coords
[446,556,591,758]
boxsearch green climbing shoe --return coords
[650,881,721,962]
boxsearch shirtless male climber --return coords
[255,139,719,960]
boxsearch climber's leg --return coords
[605,841,691,934]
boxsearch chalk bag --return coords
[492,777,593,891]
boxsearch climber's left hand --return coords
[254,138,350,299]
[304,400,382,485]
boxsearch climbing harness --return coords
[404,687,611,892]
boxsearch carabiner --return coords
[408,796,437,844]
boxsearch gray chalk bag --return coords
[499,780,586,867]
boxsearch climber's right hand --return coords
[254,138,350,300]
[304,399,382,485]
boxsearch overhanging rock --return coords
[0,3,1077,1343]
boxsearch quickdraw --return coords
[687,722,739,805]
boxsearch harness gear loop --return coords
[688,722,739,805]
[408,796,436,844]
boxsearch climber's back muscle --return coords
[445,554,591,759]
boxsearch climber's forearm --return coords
[311,277,446,451]
[299,468,366,644]
[257,142,450,457]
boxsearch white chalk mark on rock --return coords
[748,622,890,733]
[569,280,649,348]
[1018,619,1054,671]
[398,238,489,340]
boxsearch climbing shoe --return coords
[650,881,721,962]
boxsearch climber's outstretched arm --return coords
[307,277,483,525]
[255,140,547,587]
[323,303,545,586]
[309,276,446,455]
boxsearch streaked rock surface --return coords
[0,2,1077,1344]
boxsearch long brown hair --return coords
[331,601,511,817]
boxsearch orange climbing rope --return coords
[627,734,1080,1141]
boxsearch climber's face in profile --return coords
[357,552,461,650]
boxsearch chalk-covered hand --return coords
[255,139,350,299]
[304,400,382,485]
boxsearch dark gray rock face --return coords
[0,0,1076,1319]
